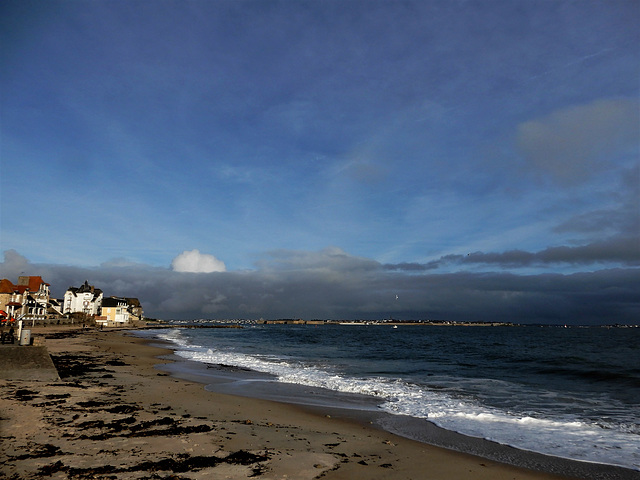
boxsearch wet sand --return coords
[0,325,633,479]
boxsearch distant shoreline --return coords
[142,319,638,328]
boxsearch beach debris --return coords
[76,399,108,408]
[33,446,268,477]
[105,358,127,366]
[5,442,65,462]
[105,404,139,414]
[13,389,38,401]
[50,353,113,378]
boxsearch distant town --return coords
[166,318,638,328]
[259,318,517,326]
[0,276,143,327]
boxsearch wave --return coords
[156,329,640,471]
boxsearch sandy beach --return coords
[0,326,631,479]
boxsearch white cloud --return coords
[171,249,226,273]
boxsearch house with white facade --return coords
[63,281,103,317]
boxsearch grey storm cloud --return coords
[386,236,640,270]
[461,236,640,267]
[553,165,640,238]
[1,247,638,325]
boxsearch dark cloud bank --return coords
[386,236,640,271]
[2,242,638,325]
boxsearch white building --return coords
[63,281,103,316]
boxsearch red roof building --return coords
[0,276,52,320]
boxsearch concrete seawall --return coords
[0,346,60,382]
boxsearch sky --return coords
[1,0,638,324]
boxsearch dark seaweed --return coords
[38,451,268,477]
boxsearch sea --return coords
[136,323,640,473]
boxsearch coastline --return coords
[143,331,639,480]
[1,326,635,479]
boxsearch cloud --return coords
[171,249,226,273]
[0,249,30,271]
[255,247,379,273]
[553,165,640,238]
[1,249,638,325]
[382,262,438,272]
[386,236,640,270]
[516,98,639,183]
[100,258,145,268]
[464,237,640,267]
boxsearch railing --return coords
[20,317,80,327]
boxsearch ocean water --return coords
[143,324,640,471]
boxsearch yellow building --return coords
[99,297,130,326]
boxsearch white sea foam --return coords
[157,329,192,348]
[157,329,640,471]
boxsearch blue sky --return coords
[1,0,638,323]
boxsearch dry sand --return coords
[0,326,613,479]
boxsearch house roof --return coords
[102,297,127,307]
[18,276,49,291]
[67,280,103,297]
[30,276,49,291]
[0,279,28,295]
[23,296,41,306]
[125,298,141,307]
[2,277,49,294]
[0,279,15,294]
[77,280,94,293]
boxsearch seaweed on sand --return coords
[38,450,269,477]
